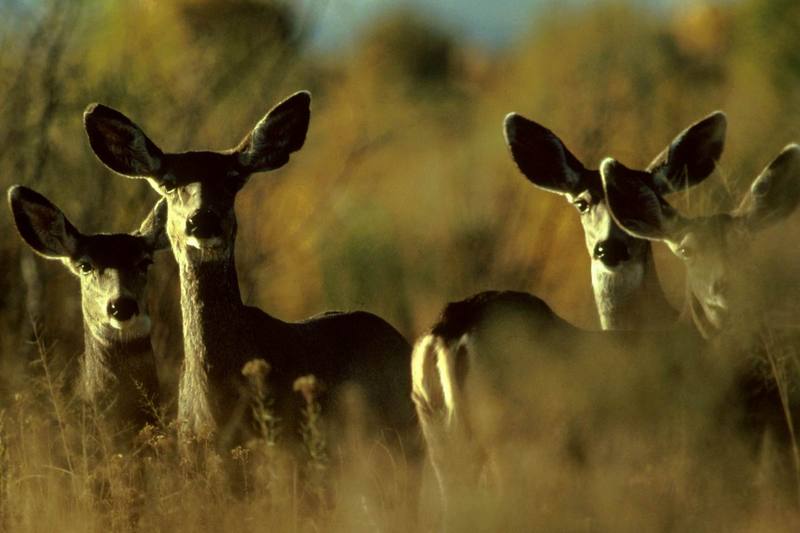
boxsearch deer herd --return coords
[8,91,800,521]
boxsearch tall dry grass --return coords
[3,321,800,531]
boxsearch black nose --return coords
[593,240,631,268]
[186,209,222,239]
[108,298,139,322]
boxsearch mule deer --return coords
[504,111,726,330]
[412,142,800,523]
[82,92,420,471]
[601,143,800,449]
[8,185,166,442]
[601,144,800,343]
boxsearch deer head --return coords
[601,144,800,337]
[8,185,168,343]
[505,112,726,319]
[504,111,726,327]
[83,91,311,265]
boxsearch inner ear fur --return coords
[235,90,311,173]
[734,144,800,231]
[503,112,587,195]
[83,103,164,178]
[647,111,727,194]
[7,185,81,259]
[136,198,170,251]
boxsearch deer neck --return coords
[81,323,159,427]
[175,249,249,437]
[178,252,245,341]
[594,244,677,331]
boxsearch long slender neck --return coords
[178,252,245,340]
[594,244,678,331]
[81,324,159,429]
[176,249,251,437]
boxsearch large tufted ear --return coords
[503,113,587,195]
[733,144,800,232]
[7,185,82,259]
[234,91,311,173]
[601,158,687,242]
[135,197,170,251]
[83,103,164,177]
[647,111,726,194]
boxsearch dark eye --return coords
[677,246,694,259]
[78,261,93,274]
[162,176,177,192]
[574,199,590,213]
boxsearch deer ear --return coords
[235,91,311,173]
[601,158,685,241]
[504,113,586,194]
[734,144,800,232]
[7,185,81,259]
[136,198,170,251]
[83,103,164,178]
[647,111,726,194]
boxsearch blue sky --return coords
[309,0,691,50]
[310,0,540,49]
[3,0,698,50]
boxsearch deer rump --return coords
[412,290,791,489]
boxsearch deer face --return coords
[565,185,650,287]
[151,151,243,262]
[504,111,726,327]
[665,214,752,330]
[74,234,159,340]
[83,91,311,265]
[602,144,800,335]
[8,186,168,343]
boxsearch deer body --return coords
[83,92,420,461]
[414,121,799,519]
[175,252,413,448]
[601,144,800,454]
[412,290,708,524]
[8,186,167,441]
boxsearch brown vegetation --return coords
[0,0,799,530]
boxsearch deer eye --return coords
[574,199,590,213]
[677,245,694,260]
[77,261,94,274]
[162,175,177,192]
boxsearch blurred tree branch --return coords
[2,0,81,342]
[175,0,322,147]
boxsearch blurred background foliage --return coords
[0,0,799,402]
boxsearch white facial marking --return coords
[591,261,645,329]
[109,313,151,334]
[186,235,225,250]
